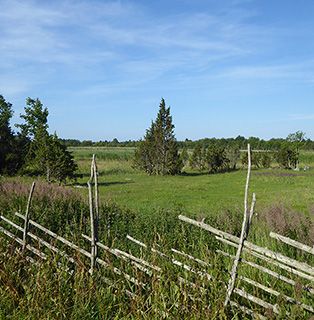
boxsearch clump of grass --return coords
[259,204,314,245]
[0,178,313,319]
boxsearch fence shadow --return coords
[180,168,239,177]
[73,181,134,187]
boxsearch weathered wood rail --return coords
[0,149,313,318]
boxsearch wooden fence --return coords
[0,147,313,318]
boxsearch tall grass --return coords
[0,178,313,319]
[69,147,135,162]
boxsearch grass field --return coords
[0,147,313,319]
[70,147,314,219]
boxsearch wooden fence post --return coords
[93,155,99,244]
[93,155,99,224]
[88,155,99,274]
[22,182,36,251]
[224,144,255,307]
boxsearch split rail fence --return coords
[0,146,313,318]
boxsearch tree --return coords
[180,147,189,167]
[19,97,77,182]
[0,95,14,173]
[46,133,77,183]
[286,131,306,144]
[134,98,182,175]
[225,147,240,170]
[206,144,229,173]
[276,145,299,169]
[285,131,305,170]
[260,152,272,168]
[17,98,49,139]
[190,144,206,171]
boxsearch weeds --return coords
[0,178,313,319]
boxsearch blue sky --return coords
[1,0,314,141]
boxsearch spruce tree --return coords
[134,98,182,175]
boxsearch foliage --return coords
[134,98,183,175]
[286,130,306,144]
[260,152,272,168]
[225,147,240,170]
[205,144,229,173]
[280,131,305,169]
[26,133,77,183]
[0,96,28,175]
[189,145,206,171]
[16,98,49,139]
[0,95,14,174]
[275,145,299,169]
[180,147,189,167]
[61,131,314,152]
[0,95,78,181]
[190,144,236,173]
[241,151,273,169]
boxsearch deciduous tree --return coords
[19,98,77,182]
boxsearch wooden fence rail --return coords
[0,149,313,318]
[270,231,314,255]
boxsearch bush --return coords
[241,151,273,168]
[206,145,229,173]
[276,145,299,169]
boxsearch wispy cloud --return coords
[287,114,314,121]
[1,0,314,140]
[216,60,314,84]
[0,0,271,96]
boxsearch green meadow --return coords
[0,147,313,319]
[70,147,314,218]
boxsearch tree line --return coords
[0,95,77,182]
[134,99,307,175]
[1,95,309,179]
[61,133,314,151]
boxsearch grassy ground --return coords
[70,147,314,218]
[0,147,313,319]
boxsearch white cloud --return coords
[1,0,313,101]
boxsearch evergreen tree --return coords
[206,144,229,173]
[180,147,189,167]
[190,144,206,171]
[134,98,182,175]
[47,133,77,183]
[225,147,240,170]
[0,95,14,173]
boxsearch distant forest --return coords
[61,136,314,150]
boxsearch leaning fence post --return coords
[88,181,96,274]
[88,155,98,274]
[22,181,36,251]
[93,155,99,244]
[224,144,255,307]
